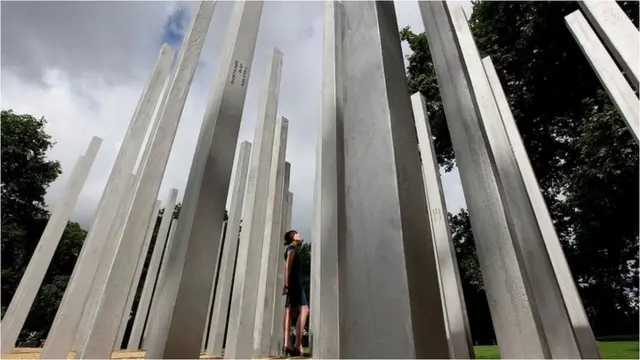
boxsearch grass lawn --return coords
[474,341,639,359]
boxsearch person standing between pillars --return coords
[282,230,309,357]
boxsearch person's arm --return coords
[283,248,296,294]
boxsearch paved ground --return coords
[1,348,299,359]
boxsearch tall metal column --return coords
[482,56,600,358]
[339,1,448,357]
[268,163,291,357]
[74,1,214,356]
[206,142,253,356]
[40,43,174,359]
[144,2,265,358]
[225,48,284,360]
[0,136,102,355]
[411,93,474,359]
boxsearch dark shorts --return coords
[285,285,308,309]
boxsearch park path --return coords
[1,348,301,359]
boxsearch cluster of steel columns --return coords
[2,0,637,359]
[309,0,637,359]
[1,1,297,359]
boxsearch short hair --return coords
[284,230,297,245]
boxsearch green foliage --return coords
[401,1,639,342]
[1,110,62,222]
[449,210,482,291]
[564,90,639,335]
[448,210,495,344]
[398,28,454,172]
[1,107,251,347]
[1,109,89,345]
[21,219,86,343]
[1,110,63,321]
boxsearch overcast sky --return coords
[1,0,469,242]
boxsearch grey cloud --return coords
[1,1,175,86]
[2,0,468,246]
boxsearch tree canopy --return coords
[0,110,189,345]
[1,109,73,343]
[400,1,639,341]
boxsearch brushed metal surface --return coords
[114,199,162,350]
[144,2,264,358]
[76,1,213,356]
[578,0,640,91]
[411,92,474,359]
[418,1,547,358]
[206,142,252,356]
[40,43,174,359]
[313,1,343,358]
[225,47,283,360]
[566,10,639,143]
[0,136,102,355]
[253,117,289,357]
[269,165,292,356]
[340,1,448,357]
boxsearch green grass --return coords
[474,345,501,359]
[474,341,639,359]
[598,342,640,359]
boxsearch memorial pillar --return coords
[314,1,343,358]
[127,207,175,349]
[577,0,639,91]
[418,3,544,356]
[411,93,474,359]
[143,2,265,358]
[40,43,174,359]
[76,189,178,358]
[419,1,583,357]
[565,11,639,143]
[0,136,102,355]
[201,221,229,351]
[225,47,284,360]
[73,1,214,356]
[339,2,448,357]
[253,116,289,357]
[482,56,600,358]
[206,142,253,356]
[443,3,582,357]
[139,221,179,349]
[268,163,291,357]
[113,200,162,349]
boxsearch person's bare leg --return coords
[295,305,309,353]
[283,307,292,350]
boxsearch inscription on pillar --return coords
[230,60,249,87]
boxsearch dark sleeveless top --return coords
[285,244,302,289]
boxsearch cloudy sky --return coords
[1,0,469,242]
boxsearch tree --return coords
[1,110,91,345]
[449,210,495,345]
[1,110,62,319]
[1,109,233,345]
[563,90,639,336]
[1,110,62,222]
[21,222,87,344]
[400,1,639,339]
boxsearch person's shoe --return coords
[297,347,309,357]
[284,346,300,357]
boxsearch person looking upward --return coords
[282,230,309,357]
